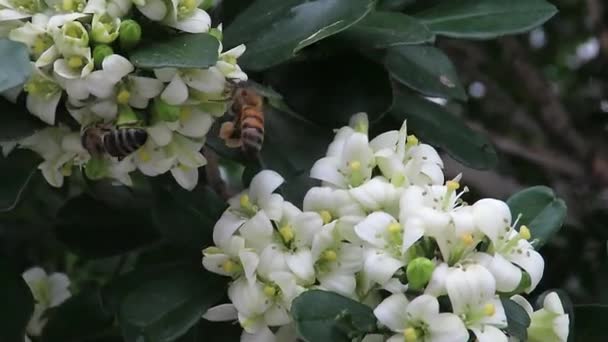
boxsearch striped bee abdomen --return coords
[103,128,148,158]
[240,107,264,155]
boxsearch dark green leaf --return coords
[0,39,31,93]
[42,288,114,342]
[502,298,531,341]
[292,290,377,342]
[55,194,160,258]
[0,97,45,142]
[417,0,558,39]
[385,45,467,100]
[225,0,375,70]
[574,305,606,342]
[507,186,567,248]
[389,89,497,169]
[129,34,220,69]
[117,263,226,342]
[0,259,34,342]
[341,12,434,48]
[178,319,242,342]
[377,0,416,11]
[0,149,40,212]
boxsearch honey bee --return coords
[81,123,148,159]
[219,84,265,157]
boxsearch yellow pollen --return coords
[67,55,83,69]
[484,303,496,316]
[181,0,195,9]
[319,210,332,224]
[322,250,338,262]
[279,225,294,244]
[446,180,460,191]
[349,160,361,171]
[263,285,276,297]
[33,36,47,55]
[179,106,192,121]
[60,163,72,176]
[240,194,251,208]
[460,233,474,246]
[116,89,131,105]
[404,327,418,342]
[221,260,236,273]
[519,225,531,240]
[406,134,419,146]
[62,0,73,10]
[138,149,151,162]
[388,222,402,234]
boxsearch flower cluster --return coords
[201,113,569,341]
[0,0,246,189]
[21,267,71,342]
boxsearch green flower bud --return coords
[208,27,223,41]
[116,104,139,126]
[152,98,180,122]
[85,157,108,180]
[406,257,435,290]
[119,19,142,50]
[93,44,113,68]
[91,13,121,44]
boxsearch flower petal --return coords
[373,293,409,332]
[202,303,238,321]
[213,210,246,245]
[427,313,469,342]
[310,157,345,188]
[249,170,284,204]
[285,249,315,284]
[161,74,188,105]
[471,325,508,342]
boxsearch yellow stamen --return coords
[203,246,221,254]
[349,160,361,171]
[404,327,418,342]
[67,55,83,69]
[179,106,192,121]
[406,134,419,147]
[138,149,151,162]
[116,89,131,105]
[181,0,195,9]
[319,210,332,224]
[388,222,402,234]
[446,180,460,192]
[32,36,48,56]
[519,225,531,240]
[460,233,474,246]
[279,225,294,244]
[240,194,250,208]
[322,250,337,262]
[484,303,496,316]
[263,285,276,297]
[222,260,236,273]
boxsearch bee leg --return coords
[219,122,243,148]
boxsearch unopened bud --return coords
[85,157,108,180]
[152,98,180,122]
[119,19,142,50]
[406,257,435,290]
[93,44,113,68]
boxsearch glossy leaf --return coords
[0,97,45,142]
[225,0,374,70]
[55,194,160,258]
[341,12,434,48]
[377,0,416,11]
[116,263,226,342]
[292,290,377,342]
[507,186,567,248]
[0,39,31,93]
[574,305,606,342]
[42,288,114,342]
[390,90,497,169]
[417,0,558,39]
[502,298,531,341]
[0,259,34,342]
[0,149,40,212]
[129,34,219,69]
[386,45,466,100]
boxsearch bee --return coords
[219,83,265,157]
[81,123,148,159]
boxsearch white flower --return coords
[174,104,215,138]
[134,0,167,20]
[0,0,44,22]
[90,12,120,43]
[23,64,63,124]
[45,0,87,12]
[213,170,284,245]
[303,186,365,222]
[83,0,131,17]
[133,140,175,176]
[203,235,259,283]
[473,199,544,293]
[163,0,211,33]
[166,134,206,190]
[511,293,569,342]
[374,293,469,342]
[349,177,401,216]
[446,264,508,342]
[310,130,374,189]
[217,44,248,81]
[370,120,444,187]
[22,267,71,336]
[155,66,226,105]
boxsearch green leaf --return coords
[501,298,531,341]
[0,149,40,212]
[225,0,375,70]
[55,194,160,258]
[417,0,558,39]
[0,39,31,93]
[389,89,497,169]
[385,45,467,100]
[116,263,226,342]
[574,305,607,342]
[341,12,434,48]
[292,290,377,342]
[507,186,567,248]
[0,259,34,342]
[377,0,416,11]
[42,288,114,342]
[0,97,45,142]
[129,34,220,69]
